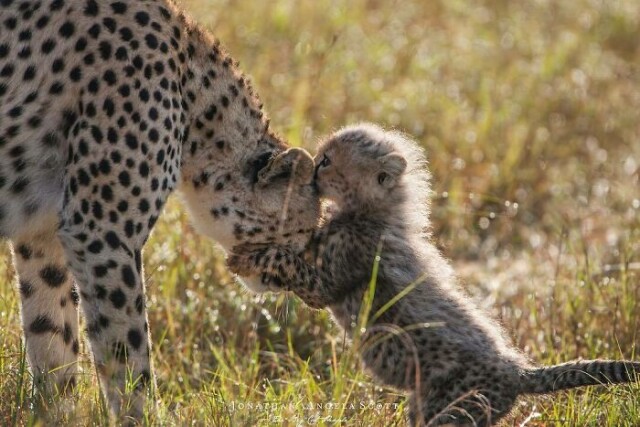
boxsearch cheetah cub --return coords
[228,123,640,426]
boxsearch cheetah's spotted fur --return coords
[0,0,318,420]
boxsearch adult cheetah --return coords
[0,0,318,420]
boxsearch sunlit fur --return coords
[0,0,318,420]
[229,123,640,427]
[315,123,432,238]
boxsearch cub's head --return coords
[314,123,430,219]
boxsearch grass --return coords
[1,0,640,425]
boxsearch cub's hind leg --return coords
[411,385,516,427]
[11,224,79,398]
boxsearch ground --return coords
[1,0,639,425]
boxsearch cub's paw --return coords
[227,243,275,276]
[259,273,288,290]
[226,252,261,276]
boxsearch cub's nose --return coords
[313,161,323,182]
[311,180,320,195]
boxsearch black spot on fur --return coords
[88,240,104,254]
[50,0,64,12]
[105,231,120,249]
[127,328,143,350]
[58,21,75,38]
[145,34,158,49]
[103,17,117,33]
[16,244,32,260]
[121,265,136,288]
[95,284,107,299]
[109,288,126,309]
[99,314,110,329]
[134,249,142,273]
[135,294,144,314]
[10,177,29,194]
[134,11,150,26]
[84,0,99,16]
[99,41,112,60]
[40,265,67,287]
[19,280,34,298]
[63,322,73,344]
[110,2,127,14]
[94,265,108,278]
[30,315,60,334]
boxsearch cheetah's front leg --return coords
[58,225,154,420]
[56,105,176,420]
[12,224,79,399]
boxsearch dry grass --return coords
[1,0,639,425]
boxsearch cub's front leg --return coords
[226,243,290,293]
[227,244,332,309]
[226,244,289,281]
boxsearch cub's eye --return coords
[377,172,388,185]
[319,154,331,168]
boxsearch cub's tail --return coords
[521,360,640,395]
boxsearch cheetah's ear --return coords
[377,153,407,189]
[257,147,314,187]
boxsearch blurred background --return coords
[1,0,639,425]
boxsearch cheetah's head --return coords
[181,142,320,254]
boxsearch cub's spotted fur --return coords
[0,0,317,420]
[229,123,640,426]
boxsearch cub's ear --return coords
[258,147,314,187]
[377,153,407,189]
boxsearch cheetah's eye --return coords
[249,151,274,183]
[319,154,331,168]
